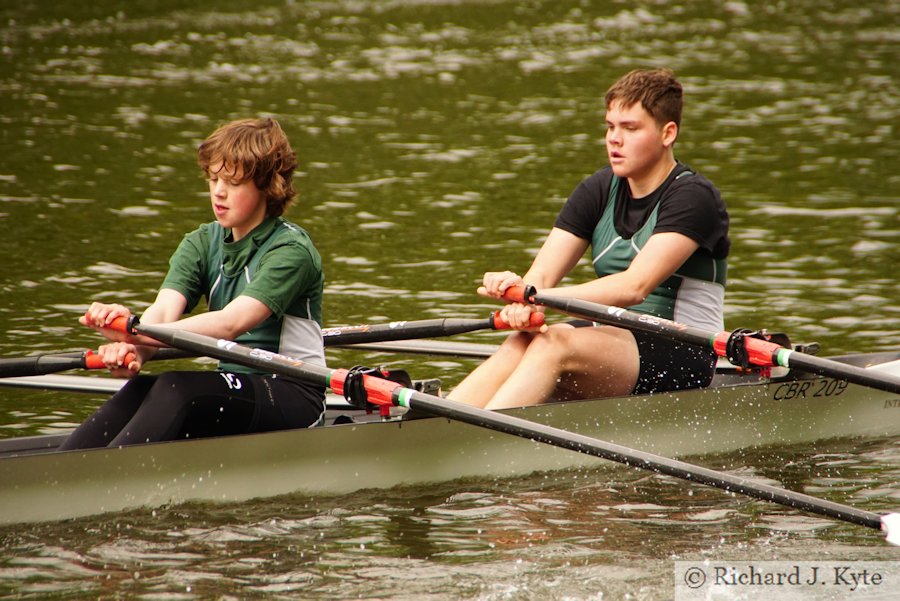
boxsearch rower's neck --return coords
[628,155,677,199]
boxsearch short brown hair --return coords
[198,118,298,217]
[605,68,683,130]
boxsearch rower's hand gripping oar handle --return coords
[82,313,141,370]
[83,349,137,371]
[500,285,538,305]
[98,314,140,336]
[489,310,544,330]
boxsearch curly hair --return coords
[605,68,683,131]
[197,118,298,217]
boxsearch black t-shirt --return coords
[554,165,730,259]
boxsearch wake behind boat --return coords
[1,350,898,525]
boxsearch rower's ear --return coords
[662,121,678,148]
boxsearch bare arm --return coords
[478,228,588,328]
[522,228,591,289]
[82,290,273,375]
[480,228,589,295]
[125,289,273,345]
[542,231,700,307]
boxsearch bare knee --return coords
[519,327,579,365]
[483,331,533,366]
[498,331,535,353]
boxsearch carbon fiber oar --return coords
[104,315,899,545]
[0,312,536,379]
[502,285,900,395]
[322,311,544,345]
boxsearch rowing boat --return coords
[2,349,898,525]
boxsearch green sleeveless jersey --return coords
[161,216,325,374]
[591,173,727,330]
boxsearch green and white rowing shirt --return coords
[555,164,730,331]
[161,216,325,374]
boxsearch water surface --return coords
[0,0,897,598]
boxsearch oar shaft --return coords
[395,390,884,530]
[120,318,888,535]
[129,321,335,385]
[322,312,544,346]
[334,339,498,358]
[0,311,530,379]
[768,348,900,393]
[323,317,488,345]
[0,353,91,378]
[4,312,531,379]
[508,287,900,395]
[533,293,713,347]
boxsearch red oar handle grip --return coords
[500,284,538,304]
[83,351,104,369]
[107,315,138,334]
[83,313,139,335]
[490,310,545,330]
[83,350,137,370]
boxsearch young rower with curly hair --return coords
[61,118,326,449]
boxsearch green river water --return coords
[0,0,898,598]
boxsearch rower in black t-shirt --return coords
[448,68,731,409]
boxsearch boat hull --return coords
[1,353,898,525]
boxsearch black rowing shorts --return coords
[570,320,717,395]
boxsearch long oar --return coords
[0,340,498,395]
[502,286,900,395]
[0,311,531,380]
[104,315,899,544]
[322,311,544,346]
